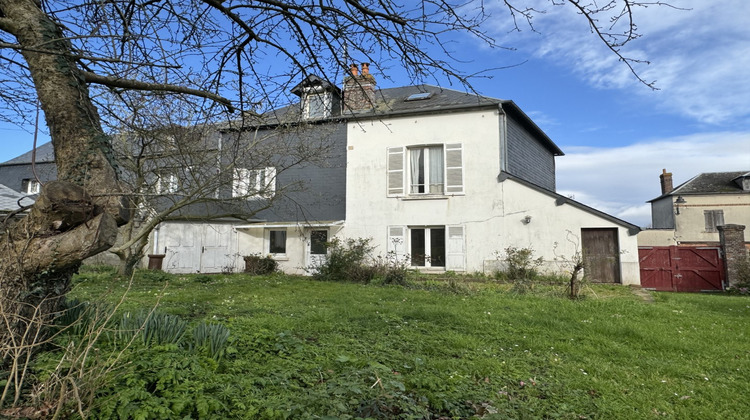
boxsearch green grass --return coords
[65,267,750,419]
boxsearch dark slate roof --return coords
[228,84,563,156]
[290,74,342,96]
[650,171,750,202]
[1,142,55,165]
[0,183,34,211]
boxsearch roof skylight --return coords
[404,92,433,101]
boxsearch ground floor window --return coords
[268,230,287,255]
[410,226,445,267]
[310,230,328,255]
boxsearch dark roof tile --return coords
[673,171,750,195]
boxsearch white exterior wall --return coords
[673,194,750,244]
[237,224,344,275]
[345,110,640,285]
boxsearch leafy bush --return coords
[243,254,278,275]
[495,246,544,293]
[310,237,377,283]
[371,251,412,286]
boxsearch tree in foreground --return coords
[0,0,665,410]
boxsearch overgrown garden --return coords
[1,262,748,419]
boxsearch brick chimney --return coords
[344,63,376,113]
[660,168,673,195]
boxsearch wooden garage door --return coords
[582,228,621,283]
[638,246,724,292]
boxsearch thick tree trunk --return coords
[0,1,126,362]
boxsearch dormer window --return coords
[291,75,341,120]
[302,87,331,119]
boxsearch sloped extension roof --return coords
[648,170,750,202]
[235,220,345,229]
[498,172,641,235]
[0,183,34,211]
[1,141,55,165]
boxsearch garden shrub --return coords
[243,254,278,275]
[310,237,377,283]
[495,246,544,293]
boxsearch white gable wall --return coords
[345,108,640,284]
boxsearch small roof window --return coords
[404,92,433,102]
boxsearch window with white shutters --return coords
[233,167,276,198]
[387,147,405,196]
[387,143,463,197]
[446,225,466,271]
[704,210,725,232]
[445,143,464,194]
[387,226,406,261]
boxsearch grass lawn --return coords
[65,268,749,419]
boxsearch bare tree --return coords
[0,0,664,380]
[104,94,337,276]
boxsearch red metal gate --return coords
[638,246,725,292]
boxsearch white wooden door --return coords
[200,224,235,273]
[162,223,201,273]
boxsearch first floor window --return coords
[233,167,276,198]
[409,146,444,194]
[268,230,287,255]
[410,226,446,267]
[22,178,40,194]
[704,210,725,232]
[155,170,180,194]
[387,143,463,197]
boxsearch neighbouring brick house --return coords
[640,169,750,248]
[638,169,750,291]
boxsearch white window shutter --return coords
[264,166,277,197]
[387,147,405,196]
[387,226,407,262]
[445,143,464,194]
[233,168,249,197]
[446,225,466,271]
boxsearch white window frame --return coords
[233,167,276,198]
[22,178,41,194]
[388,224,465,271]
[386,143,463,198]
[156,172,178,194]
[408,145,444,195]
[302,89,331,119]
[408,226,447,268]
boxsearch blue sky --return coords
[2,0,749,227]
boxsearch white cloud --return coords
[555,131,750,227]
[487,0,750,125]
